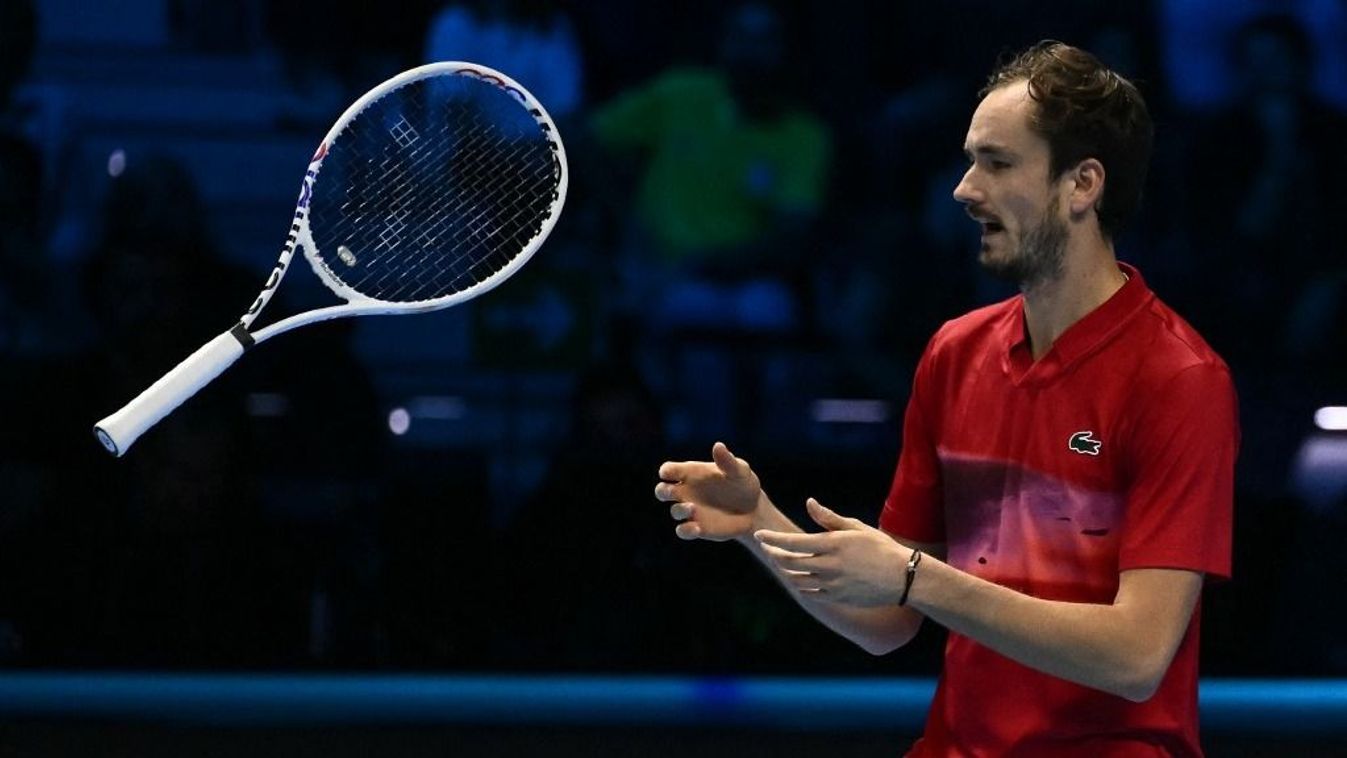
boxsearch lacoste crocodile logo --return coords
[1068,431,1102,456]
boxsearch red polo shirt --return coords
[880,264,1237,757]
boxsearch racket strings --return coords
[390,127,554,300]
[308,75,561,304]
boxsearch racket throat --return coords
[229,322,256,350]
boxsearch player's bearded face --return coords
[978,193,1067,288]
[957,81,1072,290]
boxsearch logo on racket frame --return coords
[456,67,529,107]
[298,144,327,210]
[453,67,564,208]
[298,170,317,210]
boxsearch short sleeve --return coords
[880,337,946,544]
[1119,362,1239,579]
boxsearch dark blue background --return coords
[2,0,1346,687]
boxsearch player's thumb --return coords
[806,497,854,531]
[711,441,743,476]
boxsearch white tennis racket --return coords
[93,62,567,456]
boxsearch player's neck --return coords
[1020,241,1126,361]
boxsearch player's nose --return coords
[952,165,982,205]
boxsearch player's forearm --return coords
[905,558,1181,701]
[737,496,923,655]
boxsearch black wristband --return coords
[898,549,923,607]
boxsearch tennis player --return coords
[656,41,1237,756]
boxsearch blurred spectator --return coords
[812,159,981,403]
[268,1,437,127]
[425,0,583,121]
[76,154,280,665]
[492,361,678,669]
[0,0,49,354]
[81,152,389,666]
[591,2,831,335]
[1182,14,1347,378]
[0,0,44,664]
[242,313,387,667]
[82,155,258,378]
[0,0,34,106]
[167,0,261,53]
[0,0,110,667]
[567,2,722,102]
[1161,0,1347,111]
[1174,17,1347,680]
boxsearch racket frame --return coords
[250,61,569,341]
[93,61,567,456]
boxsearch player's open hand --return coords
[754,498,910,606]
[655,442,763,542]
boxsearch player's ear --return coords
[1067,158,1105,216]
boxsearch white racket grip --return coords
[93,328,249,457]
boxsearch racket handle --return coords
[93,328,249,457]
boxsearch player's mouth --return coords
[966,207,1005,239]
[971,214,1006,253]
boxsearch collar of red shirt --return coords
[1001,262,1154,386]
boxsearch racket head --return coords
[296,62,568,311]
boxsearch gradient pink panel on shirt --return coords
[938,450,1124,602]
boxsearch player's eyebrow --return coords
[963,143,1017,161]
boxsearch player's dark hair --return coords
[982,40,1153,240]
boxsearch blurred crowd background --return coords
[1,0,1345,679]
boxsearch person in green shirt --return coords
[591,3,831,336]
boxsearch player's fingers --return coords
[658,461,686,482]
[670,502,693,521]
[674,521,702,541]
[755,529,831,554]
[785,572,826,593]
[654,481,680,502]
[806,497,864,531]
[759,542,816,570]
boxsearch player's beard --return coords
[979,196,1067,290]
